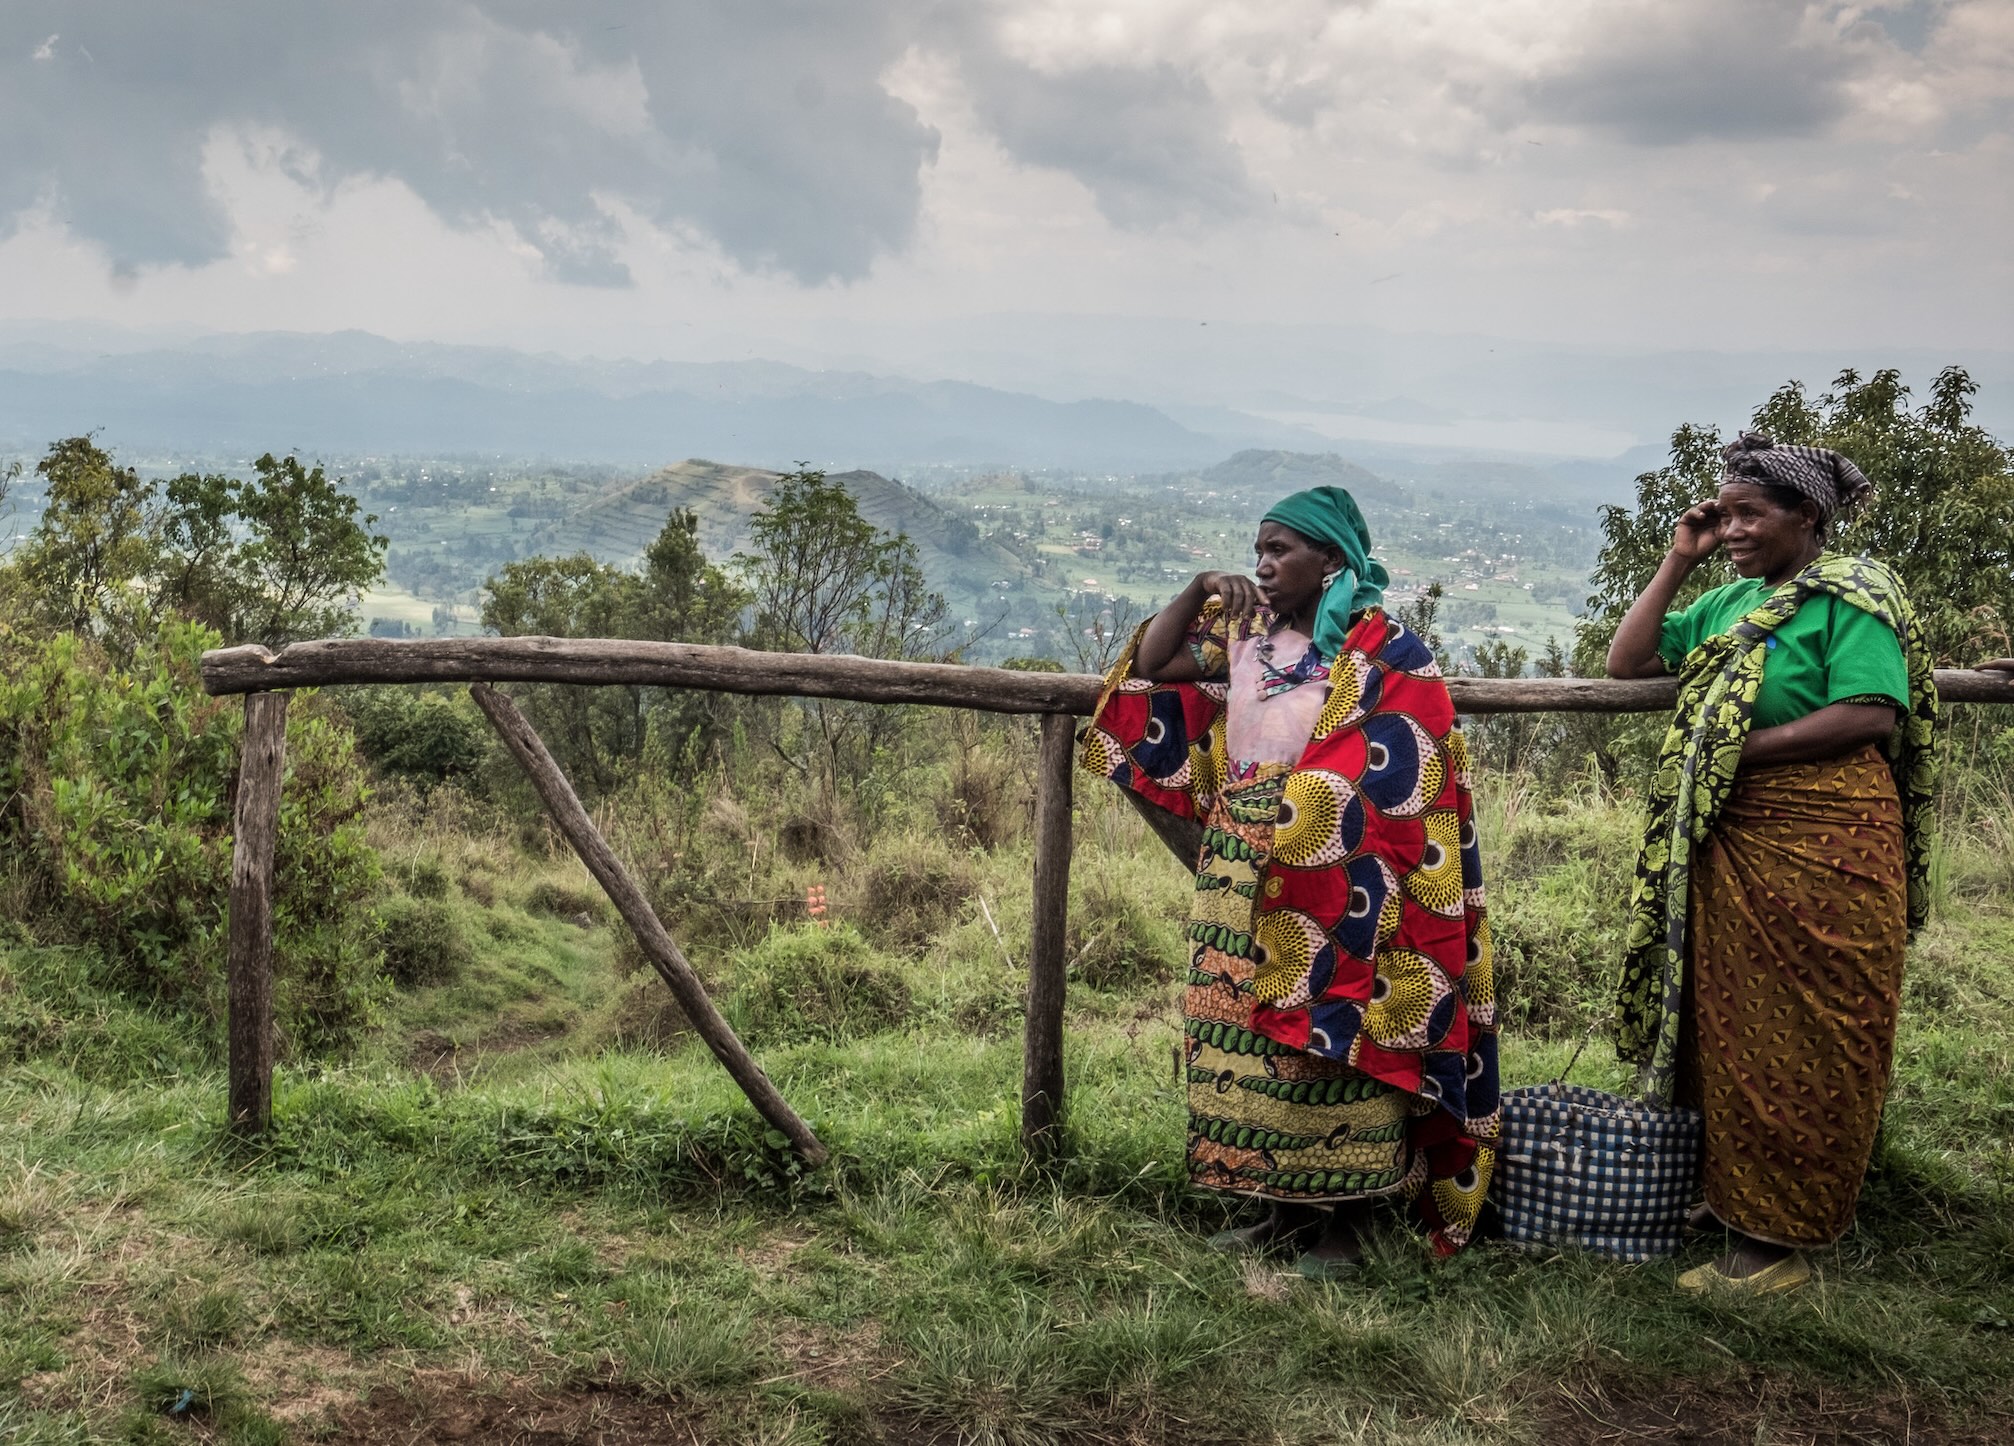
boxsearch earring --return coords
[1321,571,1340,591]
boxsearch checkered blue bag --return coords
[1494,1081,1702,1262]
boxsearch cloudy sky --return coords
[1,1,2008,386]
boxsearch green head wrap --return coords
[1260,486,1389,662]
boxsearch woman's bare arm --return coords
[1605,500,1724,679]
[1740,701,1898,767]
[1133,571,1259,682]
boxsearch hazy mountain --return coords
[1187,449,1404,507]
[0,329,1304,472]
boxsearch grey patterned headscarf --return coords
[1719,432,1873,528]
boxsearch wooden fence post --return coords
[228,691,289,1137]
[1021,712,1075,1161]
[469,683,829,1167]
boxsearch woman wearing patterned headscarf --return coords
[1080,486,1498,1278]
[1606,433,1939,1295]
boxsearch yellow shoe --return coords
[1677,1252,1811,1296]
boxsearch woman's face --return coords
[1253,521,1337,620]
[1714,481,1819,581]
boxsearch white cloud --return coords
[1535,208,1631,228]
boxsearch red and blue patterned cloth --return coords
[1083,607,1500,1251]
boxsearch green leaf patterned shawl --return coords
[1615,554,1939,1104]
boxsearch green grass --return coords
[2,781,2011,1442]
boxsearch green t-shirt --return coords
[1658,576,1908,730]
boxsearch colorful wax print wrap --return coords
[1261,487,1391,666]
[1082,604,1499,1253]
[1616,554,1938,1104]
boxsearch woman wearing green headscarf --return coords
[1082,487,1500,1274]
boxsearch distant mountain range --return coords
[11,322,1983,505]
[0,328,1326,473]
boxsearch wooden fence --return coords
[199,636,2014,1163]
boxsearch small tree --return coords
[736,468,945,659]
[481,553,649,794]
[1054,591,1141,673]
[478,510,750,795]
[156,468,242,634]
[12,436,160,641]
[228,453,389,646]
[635,507,747,647]
[734,468,949,795]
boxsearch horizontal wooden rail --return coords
[200,637,2014,713]
[203,637,1099,713]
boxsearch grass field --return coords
[3,774,2011,1445]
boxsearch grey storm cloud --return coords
[960,56,1259,228]
[1,1,943,285]
[1523,1,1868,145]
[0,0,1265,287]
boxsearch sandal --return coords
[1677,1252,1811,1296]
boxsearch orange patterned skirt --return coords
[1680,744,1908,1247]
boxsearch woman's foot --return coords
[1677,1233,1810,1295]
[1686,1201,1718,1233]
[1714,1234,1794,1280]
[1293,1203,1371,1281]
[1208,1201,1323,1255]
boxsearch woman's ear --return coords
[1323,544,1347,573]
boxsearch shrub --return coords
[1069,872,1179,991]
[340,686,489,791]
[391,852,452,900]
[937,726,1031,849]
[523,876,605,920]
[856,834,979,950]
[377,897,471,988]
[0,621,382,1054]
[587,971,694,1053]
[725,923,911,1045]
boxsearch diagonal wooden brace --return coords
[470,682,828,1168]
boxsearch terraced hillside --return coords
[525,458,1037,623]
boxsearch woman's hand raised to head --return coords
[1199,570,1263,622]
[1134,570,1258,682]
[1605,503,1725,680]
[1671,499,1725,566]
